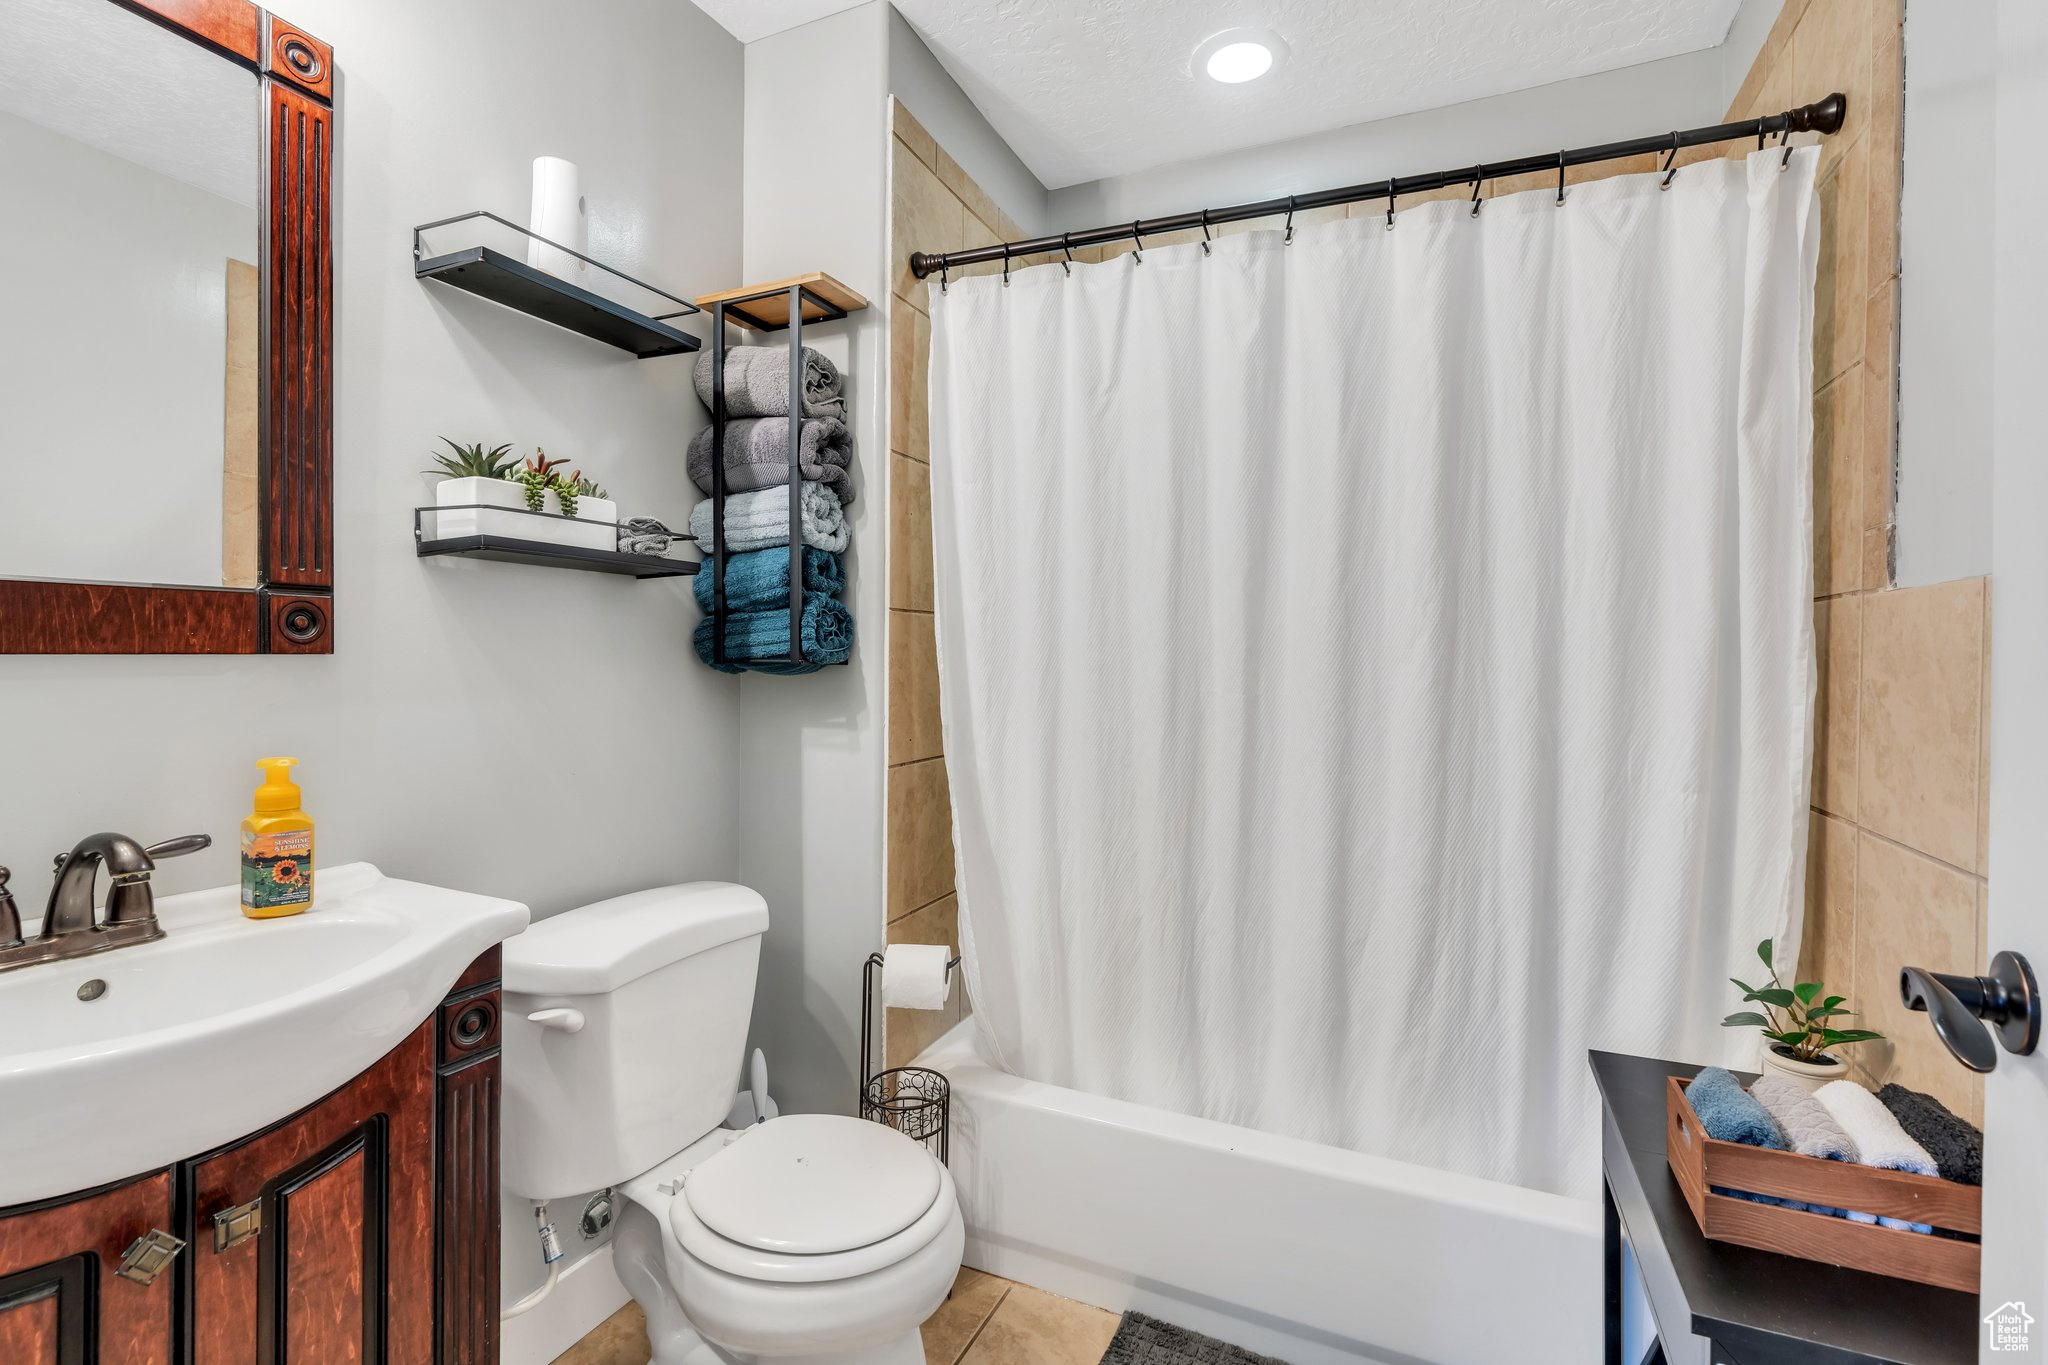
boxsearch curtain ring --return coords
[1756,117,1768,151]
[1555,151,1567,206]
[1199,208,1212,255]
[1059,232,1073,277]
[1385,176,1396,230]
[1131,220,1144,264]
[1660,132,1680,189]
[939,258,949,294]
[1284,196,1296,244]
[1780,122,1796,169]
[1469,164,1484,218]
[1001,243,1011,287]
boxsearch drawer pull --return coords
[213,1198,263,1252]
[115,1228,186,1286]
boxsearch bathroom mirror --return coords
[0,0,333,653]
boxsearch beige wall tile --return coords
[1853,833,1984,1123]
[1862,525,1892,593]
[890,609,943,765]
[935,144,1003,239]
[1979,582,1992,876]
[949,212,1004,282]
[1812,143,1868,384]
[890,300,929,463]
[892,99,937,172]
[1795,0,1870,175]
[891,454,934,611]
[1859,578,1986,871]
[922,1269,1010,1365]
[888,757,956,917]
[1724,0,1810,120]
[1811,371,1861,596]
[1813,596,1859,819]
[1866,24,1902,283]
[894,151,964,307]
[885,893,961,1066]
[1801,811,1857,993]
[1863,288,1896,531]
[960,1285,1120,1365]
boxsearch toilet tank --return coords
[501,882,768,1200]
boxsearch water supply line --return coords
[501,1201,564,1322]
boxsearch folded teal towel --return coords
[693,547,844,613]
[693,592,854,675]
[1689,1068,1788,1149]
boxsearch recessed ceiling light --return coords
[1194,27,1287,85]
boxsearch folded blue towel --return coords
[693,547,844,614]
[1688,1069,1789,1149]
[693,592,854,675]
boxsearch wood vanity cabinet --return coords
[0,949,502,1364]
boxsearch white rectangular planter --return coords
[432,478,618,553]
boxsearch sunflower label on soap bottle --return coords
[240,757,315,918]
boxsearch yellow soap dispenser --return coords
[241,757,313,918]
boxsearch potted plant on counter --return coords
[1722,939,1884,1092]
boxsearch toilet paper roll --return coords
[881,943,953,1010]
[528,156,585,278]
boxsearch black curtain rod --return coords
[909,93,1846,280]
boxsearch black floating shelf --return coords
[416,245,700,358]
[417,533,698,579]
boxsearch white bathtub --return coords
[919,1022,1602,1365]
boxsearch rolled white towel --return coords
[1814,1079,1937,1232]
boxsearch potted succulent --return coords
[425,440,616,552]
[1723,938,1883,1092]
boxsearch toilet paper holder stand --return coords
[857,950,960,1164]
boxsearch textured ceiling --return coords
[688,0,1741,189]
[0,0,260,207]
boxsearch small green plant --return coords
[425,438,516,480]
[512,449,569,513]
[1723,939,1883,1064]
[571,472,608,501]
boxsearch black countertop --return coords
[1590,1050,1978,1365]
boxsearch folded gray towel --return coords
[687,417,855,506]
[693,345,844,419]
[689,482,849,554]
[1749,1074,1859,1161]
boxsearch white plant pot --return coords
[1756,1043,1850,1094]
[431,479,617,552]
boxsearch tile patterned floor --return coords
[547,1269,1120,1365]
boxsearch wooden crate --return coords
[1665,1076,1980,1292]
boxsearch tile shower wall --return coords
[884,100,1009,1066]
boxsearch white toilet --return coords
[502,883,964,1365]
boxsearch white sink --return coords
[0,862,528,1206]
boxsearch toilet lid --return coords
[683,1114,941,1255]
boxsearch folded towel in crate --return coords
[693,344,845,419]
[1687,1068,1788,1149]
[1815,1080,1936,1232]
[1749,1074,1859,1162]
[689,482,850,554]
[688,416,854,505]
[1877,1084,1983,1186]
[693,592,854,675]
[693,547,844,614]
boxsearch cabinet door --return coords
[0,1172,177,1365]
[189,1022,436,1365]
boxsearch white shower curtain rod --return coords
[908,92,1846,281]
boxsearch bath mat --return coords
[1098,1312,1292,1365]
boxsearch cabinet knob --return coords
[114,1228,186,1286]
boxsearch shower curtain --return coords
[926,150,1820,1198]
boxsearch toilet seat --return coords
[665,1117,955,1285]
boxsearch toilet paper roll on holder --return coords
[857,950,958,1164]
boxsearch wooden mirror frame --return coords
[0,0,333,654]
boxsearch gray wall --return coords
[1896,1,1995,587]
[886,7,1051,235]
[0,0,744,1313]
[737,2,893,1123]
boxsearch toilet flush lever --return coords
[528,1008,585,1033]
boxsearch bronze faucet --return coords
[0,832,211,974]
